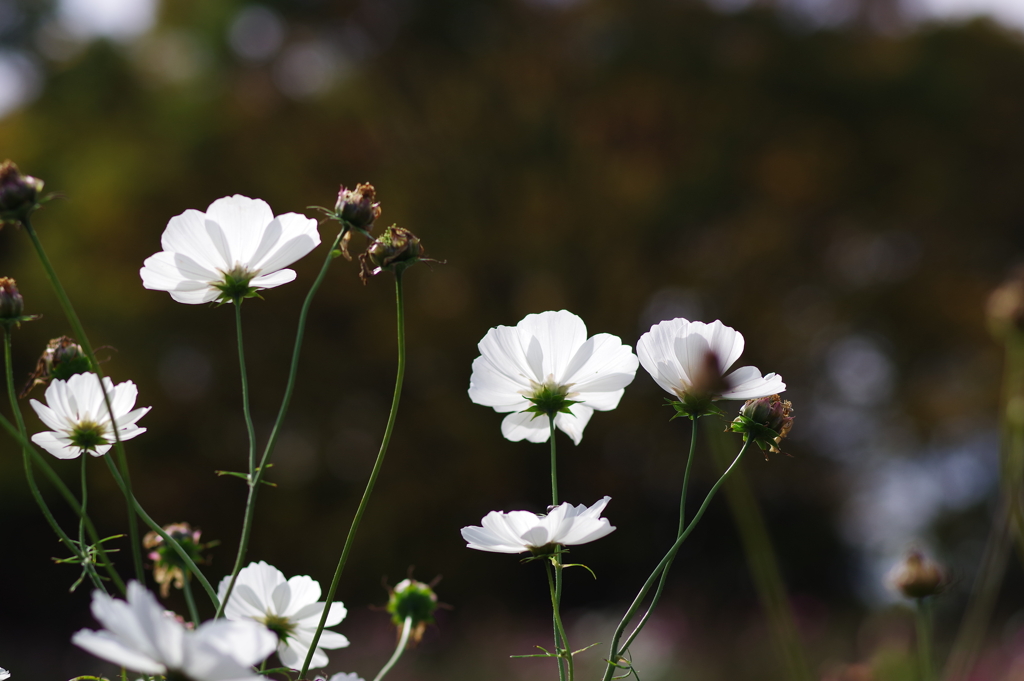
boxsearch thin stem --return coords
[548,415,567,681]
[602,437,752,681]
[22,216,145,582]
[299,268,408,679]
[234,302,257,476]
[621,417,699,651]
[0,407,124,593]
[182,573,201,626]
[79,455,88,573]
[917,597,934,681]
[4,328,107,593]
[372,615,414,681]
[547,559,573,681]
[102,454,219,608]
[216,228,346,620]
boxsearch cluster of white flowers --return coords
[463,310,784,554]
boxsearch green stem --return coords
[548,415,567,681]
[917,597,934,681]
[102,454,219,607]
[182,572,201,626]
[79,454,88,570]
[547,559,573,681]
[216,228,346,620]
[234,302,257,476]
[4,328,107,592]
[372,615,414,681]
[621,416,699,651]
[22,216,145,582]
[298,268,408,679]
[602,437,752,681]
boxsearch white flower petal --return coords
[462,498,615,553]
[72,629,167,675]
[249,269,297,290]
[315,630,350,650]
[204,195,276,264]
[516,310,588,380]
[553,404,593,445]
[500,411,551,443]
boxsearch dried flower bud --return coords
[143,522,216,598]
[335,183,381,233]
[0,277,24,321]
[729,394,794,456]
[386,578,439,646]
[0,160,44,225]
[20,336,90,397]
[359,225,427,283]
[888,549,947,599]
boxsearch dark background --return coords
[2,0,1024,678]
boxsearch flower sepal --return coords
[522,382,581,419]
[386,578,440,646]
[665,396,725,421]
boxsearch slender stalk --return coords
[234,302,257,476]
[299,268,408,679]
[4,328,107,592]
[216,229,346,619]
[182,573,201,626]
[547,559,573,681]
[621,417,699,651]
[22,217,145,582]
[0,407,124,593]
[601,437,752,681]
[372,615,414,681]
[917,597,934,681]
[548,415,567,681]
[79,455,88,574]
[102,454,219,607]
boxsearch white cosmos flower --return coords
[637,318,784,403]
[29,372,150,459]
[72,581,276,681]
[217,561,349,669]
[461,496,616,554]
[0,667,9,680]
[140,195,321,304]
[468,310,639,445]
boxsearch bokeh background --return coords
[4,0,1024,678]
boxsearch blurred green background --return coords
[3,0,1024,678]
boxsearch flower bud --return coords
[358,225,426,283]
[386,578,439,646]
[0,277,24,321]
[0,160,44,225]
[335,183,381,233]
[20,336,91,397]
[888,549,947,599]
[143,522,215,597]
[729,394,794,456]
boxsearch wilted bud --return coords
[359,225,427,283]
[335,183,381,233]
[888,549,947,599]
[143,522,216,598]
[987,266,1024,339]
[729,394,794,456]
[0,277,24,321]
[20,336,91,397]
[386,578,439,646]
[0,160,44,225]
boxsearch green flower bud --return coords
[20,336,91,397]
[729,394,794,456]
[0,160,44,225]
[386,578,439,646]
[888,549,947,599]
[143,522,216,598]
[358,225,427,283]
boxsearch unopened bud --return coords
[359,225,426,283]
[335,183,381,233]
[143,522,215,597]
[386,578,439,646]
[0,277,24,320]
[0,160,44,225]
[20,336,90,397]
[888,549,947,599]
[730,394,794,456]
